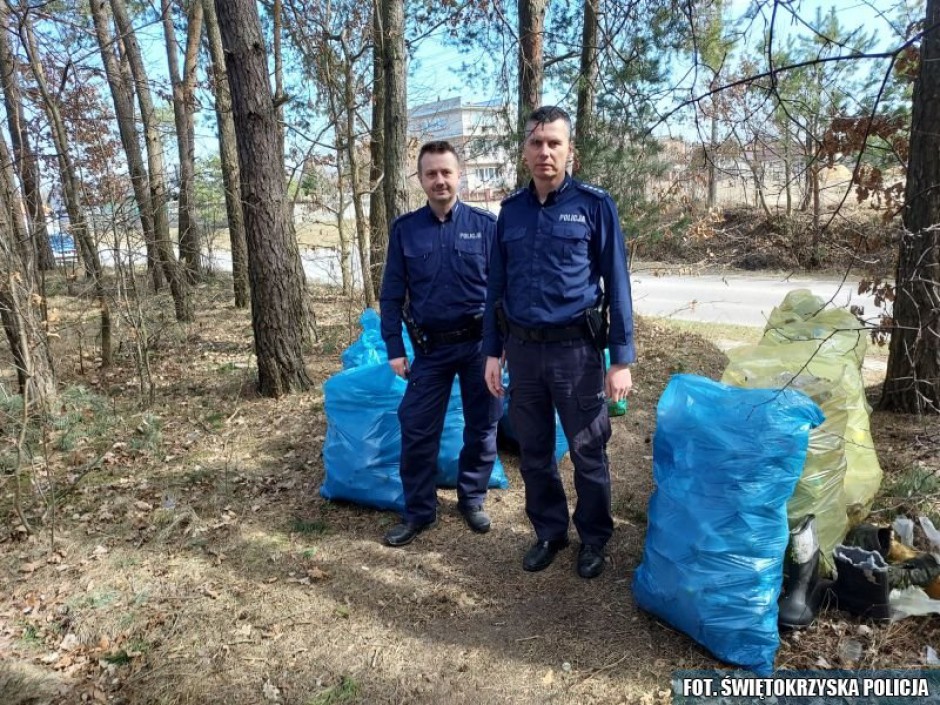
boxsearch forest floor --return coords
[1,214,939,704]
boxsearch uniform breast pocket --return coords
[454,237,486,282]
[502,226,528,258]
[549,223,590,264]
[403,239,437,283]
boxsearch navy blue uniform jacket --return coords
[482,176,637,365]
[380,201,497,360]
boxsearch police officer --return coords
[482,106,636,578]
[380,140,503,547]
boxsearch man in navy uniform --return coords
[380,140,503,547]
[483,106,636,578]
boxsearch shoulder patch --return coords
[500,188,526,206]
[574,180,609,199]
[467,204,497,222]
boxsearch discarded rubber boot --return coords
[888,554,940,596]
[833,545,891,621]
[844,523,919,563]
[843,523,893,557]
[778,515,830,629]
[844,524,940,597]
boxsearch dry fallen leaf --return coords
[542,669,555,685]
[307,567,329,581]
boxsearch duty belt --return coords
[507,320,590,344]
[427,317,483,346]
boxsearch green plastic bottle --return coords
[608,398,628,417]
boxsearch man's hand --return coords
[605,364,632,402]
[389,357,410,379]
[485,356,504,397]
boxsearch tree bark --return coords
[0,128,51,396]
[0,8,53,271]
[215,0,311,397]
[203,0,248,308]
[516,0,549,188]
[89,0,164,291]
[382,0,408,222]
[17,10,112,367]
[110,0,192,322]
[574,0,597,178]
[341,37,373,307]
[881,0,940,414]
[0,109,31,270]
[0,280,55,401]
[322,50,352,295]
[272,0,286,160]
[368,0,387,302]
[162,0,204,283]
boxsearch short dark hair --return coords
[525,105,572,139]
[417,140,459,174]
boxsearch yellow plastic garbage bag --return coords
[762,289,868,369]
[758,291,882,522]
[723,344,851,574]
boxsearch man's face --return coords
[418,151,460,208]
[522,118,571,184]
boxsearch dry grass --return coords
[0,276,938,705]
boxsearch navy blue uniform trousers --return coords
[506,336,613,548]
[398,339,502,525]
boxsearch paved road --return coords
[630,270,887,328]
[208,248,888,330]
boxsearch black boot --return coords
[833,545,891,621]
[778,515,830,629]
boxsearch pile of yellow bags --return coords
[721,290,883,572]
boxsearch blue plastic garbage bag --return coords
[438,378,509,489]
[322,311,508,510]
[497,368,569,461]
[321,363,407,510]
[341,309,413,370]
[632,374,824,675]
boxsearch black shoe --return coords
[522,538,569,572]
[460,506,491,534]
[833,544,891,621]
[577,544,605,579]
[383,520,436,547]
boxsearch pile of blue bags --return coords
[633,374,824,675]
[321,310,509,511]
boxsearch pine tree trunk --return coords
[272,0,286,160]
[341,39,373,306]
[215,0,312,397]
[368,1,387,302]
[881,0,940,414]
[90,0,164,291]
[162,0,204,283]
[18,13,112,368]
[110,0,192,322]
[382,0,408,222]
[516,0,549,188]
[574,0,597,178]
[204,0,249,308]
[0,9,53,271]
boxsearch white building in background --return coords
[408,98,515,205]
